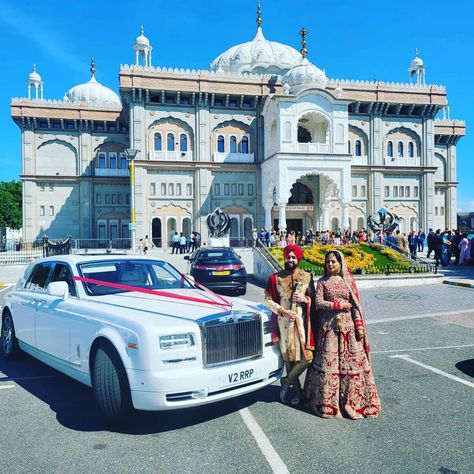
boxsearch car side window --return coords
[26,262,53,292]
[50,263,77,297]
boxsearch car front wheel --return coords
[1,311,20,360]
[92,342,133,424]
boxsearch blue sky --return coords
[1,0,473,210]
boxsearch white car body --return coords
[3,255,282,412]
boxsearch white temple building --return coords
[11,6,465,246]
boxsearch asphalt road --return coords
[0,281,473,473]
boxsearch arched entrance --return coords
[182,217,191,237]
[152,218,162,247]
[167,218,177,246]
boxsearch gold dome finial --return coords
[33,64,37,72]
[415,47,419,57]
[256,0,262,28]
[299,27,308,57]
[140,25,144,35]
[90,57,96,77]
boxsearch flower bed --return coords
[269,243,427,274]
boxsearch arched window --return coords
[230,136,237,153]
[217,135,225,153]
[387,141,393,157]
[180,134,187,152]
[241,136,249,154]
[297,126,311,143]
[355,140,362,157]
[109,153,117,169]
[154,132,162,151]
[348,140,351,154]
[98,152,106,168]
[398,141,404,157]
[408,141,414,158]
[167,133,175,151]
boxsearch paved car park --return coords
[1,255,473,473]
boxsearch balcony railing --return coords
[212,152,255,163]
[149,151,193,161]
[384,156,421,167]
[352,155,368,166]
[297,142,330,154]
[94,168,130,177]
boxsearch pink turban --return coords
[283,245,303,262]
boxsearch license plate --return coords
[219,368,258,388]
[213,270,230,275]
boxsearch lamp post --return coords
[125,148,139,253]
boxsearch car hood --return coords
[83,288,264,323]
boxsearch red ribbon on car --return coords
[73,276,232,308]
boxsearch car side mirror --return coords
[184,255,190,260]
[47,281,69,300]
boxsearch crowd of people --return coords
[253,226,473,265]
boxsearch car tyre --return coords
[237,287,247,296]
[1,311,20,360]
[93,342,133,424]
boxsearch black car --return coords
[185,247,247,295]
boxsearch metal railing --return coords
[72,238,131,252]
[0,237,72,265]
[255,240,283,273]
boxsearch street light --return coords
[125,148,139,253]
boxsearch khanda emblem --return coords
[206,207,231,238]
[367,207,400,233]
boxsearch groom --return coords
[264,245,315,405]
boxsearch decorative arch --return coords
[211,119,253,154]
[148,117,194,153]
[384,127,421,157]
[297,110,330,144]
[348,125,368,156]
[36,139,77,175]
[434,153,447,182]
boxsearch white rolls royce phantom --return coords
[1,255,282,423]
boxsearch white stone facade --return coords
[11,23,465,246]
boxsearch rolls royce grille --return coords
[200,313,262,367]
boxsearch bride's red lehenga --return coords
[304,253,381,419]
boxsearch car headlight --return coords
[160,334,195,349]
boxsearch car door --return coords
[12,262,53,347]
[35,262,77,362]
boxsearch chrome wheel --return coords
[1,313,19,359]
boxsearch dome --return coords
[410,49,424,68]
[65,76,121,106]
[28,65,42,83]
[282,56,328,93]
[133,25,152,51]
[210,27,301,75]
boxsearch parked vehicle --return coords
[1,255,281,423]
[185,247,248,295]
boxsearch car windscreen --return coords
[195,251,240,265]
[78,259,194,296]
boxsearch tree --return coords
[0,181,22,229]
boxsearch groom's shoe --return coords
[279,377,291,403]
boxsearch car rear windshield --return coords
[196,250,240,265]
[78,259,194,296]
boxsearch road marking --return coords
[0,385,15,390]
[390,354,474,388]
[368,308,474,324]
[372,343,474,354]
[239,407,290,474]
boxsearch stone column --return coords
[264,202,273,230]
[278,203,287,232]
[321,203,330,230]
[341,202,350,229]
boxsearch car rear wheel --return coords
[237,287,247,296]
[1,311,20,360]
[92,342,133,424]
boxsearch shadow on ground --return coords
[0,351,280,434]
